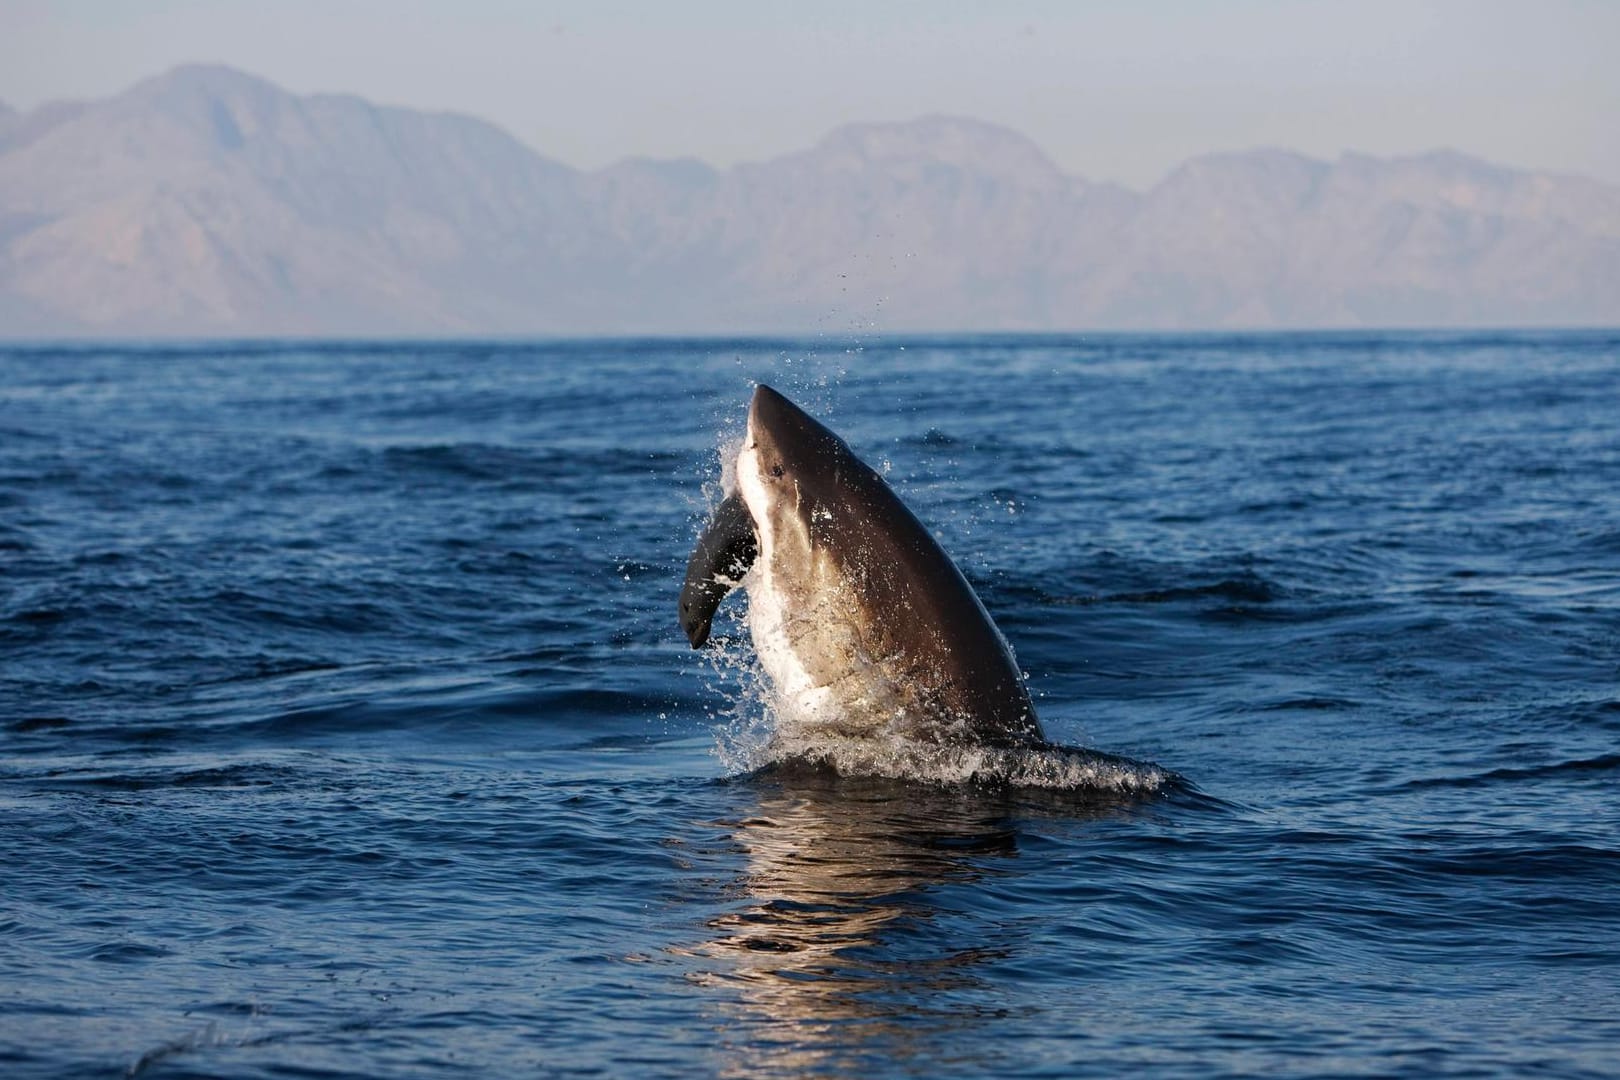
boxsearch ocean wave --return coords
[1394,751,1620,792]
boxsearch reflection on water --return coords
[692,763,1138,1076]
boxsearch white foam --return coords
[716,432,744,498]
[761,728,1172,792]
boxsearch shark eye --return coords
[769,464,785,478]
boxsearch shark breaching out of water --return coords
[680,384,1043,751]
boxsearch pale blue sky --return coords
[2,0,1616,187]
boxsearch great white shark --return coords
[680,385,1044,749]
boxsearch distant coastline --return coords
[2,65,1617,338]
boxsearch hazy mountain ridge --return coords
[1,64,1615,335]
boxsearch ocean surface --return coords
[2,332,1618,1078]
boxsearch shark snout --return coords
[747,384,789,437]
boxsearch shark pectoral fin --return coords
[679,492,759,648]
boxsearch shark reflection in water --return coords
[688,762,1143,1077]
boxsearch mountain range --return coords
[2,64,1617,336]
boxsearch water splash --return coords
[692,393,1172,796]
[760,729,1172,792]
[715,432,744,499]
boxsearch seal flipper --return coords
[679,492,758,648]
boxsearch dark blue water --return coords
[3,333,1618,1078]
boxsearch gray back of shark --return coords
[681,385,1043,749]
